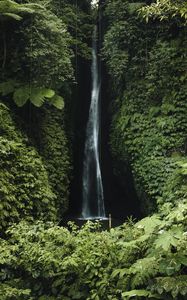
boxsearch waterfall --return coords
[81,26,106,219]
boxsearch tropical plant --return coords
[140,0,187,24]
[0,0,40,21]
[0,80,64,109]
[0,205,186,299]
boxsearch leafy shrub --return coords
[0,204,186,300]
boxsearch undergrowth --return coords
[0,204,186,300]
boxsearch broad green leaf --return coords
[136,215,162,234]
[180,169,187,175]
[111,269,121,278]
[42,88,55,98]
[30,88,55,107]
[30,88,45,107]
[13,87,29,107]
[154,228,183,251]
[51,95,64,110]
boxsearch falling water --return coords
[81,26,106,219]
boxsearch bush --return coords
[0,206,186,300]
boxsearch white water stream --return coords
[81,26,106,219]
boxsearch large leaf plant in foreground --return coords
[0,0,41,21]
[0,80,64,109]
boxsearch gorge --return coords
[0,0,186,299]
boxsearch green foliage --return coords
[0,283,31,300]
[150,276,187,299]
[15,9,73,87]
[0,0,73,89]
[101,2,187,298]
[140,0,187,24]
[44,0,93,60]
[36,106,72,216]
[0,1,187,300]
[0,80,64,109]
[0,0,40,21]
[102,1,149,85]
[0,0,76,228]
[0,205,186,300]
[103,0,187,214]
[0,0,89,232]
[0,102,58,231]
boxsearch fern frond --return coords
[30,87,54,107]
[0,0,42,21]
[129,257,159,288]
[0,81,63,110]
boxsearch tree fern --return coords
[0,81,64,109]
[29,87,55,107]
[0,0,40,21]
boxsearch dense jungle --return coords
[0,0,187,299]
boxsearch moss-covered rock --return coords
[0,102,57,231]
[103,0,187,214]
[36,106,72,216]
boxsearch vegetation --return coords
[0,0,187,299]
[102,0,187,214]
[101,0,187,298]
[0,102,57,231]
[0,208,186,299]
[140,0,187,23]
[0,0,90,225]
[36,106,72,216]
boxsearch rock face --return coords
[0,102,55,230]
[36,106,72,217]
[0,102,72,231]
[102,0,187,215]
